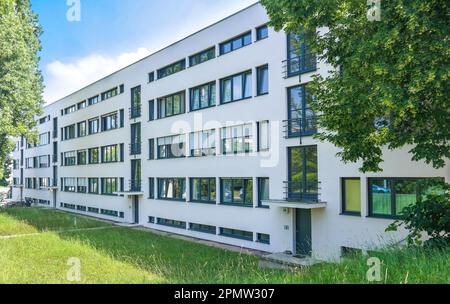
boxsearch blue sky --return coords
[31,0,258,103]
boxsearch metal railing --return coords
[129,106,142,119]
[129,180,142,192]
[284,181,321,203]
[282,53,317,78]
[129,142,142,155]
[283,116,317,138]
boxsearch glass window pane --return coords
[233,75,242,100]
[244,73,252,98]
[371,179,392,215]
[395,179,418,215]
[222,180,232,203]
[222,79,232,103]
[344,179,361,213]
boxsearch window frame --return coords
[157,91,186,119]
[220,70,252,104]
[157,178,186,202]
[221,123,253,155]
[189,47,216,67]
[256,65,269,96]
[256,25,269,41]
[189,81,216,112]
[157,135,186,160]
[341,178,362,216]
[157,59,186,80]
[219,31,252,55]
[190,178,216,204]
[220,178,254,207]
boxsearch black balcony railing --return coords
[284,116,317,138]
[284,181,320,203]
[282,53,317,78]
[129,106,142,119]
[129,142,142,155]
[129,180,142,192]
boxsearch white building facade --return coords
[11,3,449,260]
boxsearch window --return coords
[88,148,99,164]
[220,228,253,241]
[101,112,118,131]
[148,139,155,160]
[368,178,441,218]
[26,158,34,169]
[101,145,119,163]
[77,178,87,193]
[88,207,99,213]
[64,125,76,140]
[101,178,118,195]
[258,178,270,208]
[190,178,216,204]
[257,233,270,244]
[157,178,186,201]
[256,25,269,41]
[88,95,99,106]
[39,178,50,188]
[258,121,270,151]
[148,216,155,224]
[220,71,252,103]
[148,100,155,121]
[148,72,155,83]
[77,121,86,137]
[77,100,86,110]
[287,33,316,77]
[13,160,19,170]
[77,150,87,165]
[101,209,119,217]
[157,59,186,79]
[39,132,50,146]
[221,123,253,155]
[157,135,186,159]
[39,155,50,168]
[257,65,269,95]
[157,218,187,229]
[189,47,215,67]
[189,223,216,235]
[287,85,316,137]
[101,87,118,101]
[148,178,155,199]
[342,178,361,215]
[221,178,253,206]
[88,118,99,135]
[190,82,216,111]
[157,91,185,119]
[64,105,77,115]
[63,178,76,192]
[88,178,99,194]
[130,86,141,119]
[77,205,87,212]
[189,130,216,157]
[119,84,124,94]
[219,32,252,55]
[288,146,318,201]
[64,151,76,166]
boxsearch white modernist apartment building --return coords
[11,3,449,260]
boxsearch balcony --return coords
[284,181,320,202]
[262,181,325,209]
[129,142,142,156]
[129,180,142,192]
[129,106,142,119]
[284,116,317,139]
[282,53,317,79]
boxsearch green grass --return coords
[0,207,448,284]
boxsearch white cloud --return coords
[43,47,151,104]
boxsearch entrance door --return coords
[295,209,312,256]
[132,196,139,224]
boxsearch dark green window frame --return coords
[88,95,99,106]
[101,178,118,195]
[368,177,443,219]
[189,81,216,111]
[220,70,252,104]
[157,91,186,119]
[88,178,99,194]
[220,228,253,241]
[256,65,269,96]
[157,178,186,201]
[220,178,253,207]
[157,135,186,159]
[148,178,155,199]
[157,59,186,79]
[64,125,76,140]
[341,178,362,216]
[256,25,269,41]
[88,118,99,135]
[77,150,87,165]
[88,148,99,164]
[221,123,253,155]
[258,177,270,208]
[219,32,252,55]
[88,207,99,213]
[77,121,86,137]
[189,223,216,235]
[77,178,87,193]
[157,218,186,229]
[257,233,270,244]
[63,151,76,166]
[101,145,119,163]
[101,87,118,101]
[190,178,216,204]
[101,112,118,131]
[189,47,215,67]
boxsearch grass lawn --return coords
[0,207,448,284]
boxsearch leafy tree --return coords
[261,0,450,172]
[387,182,450,248]
[0,0,43,178]
[0,157,11,187]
